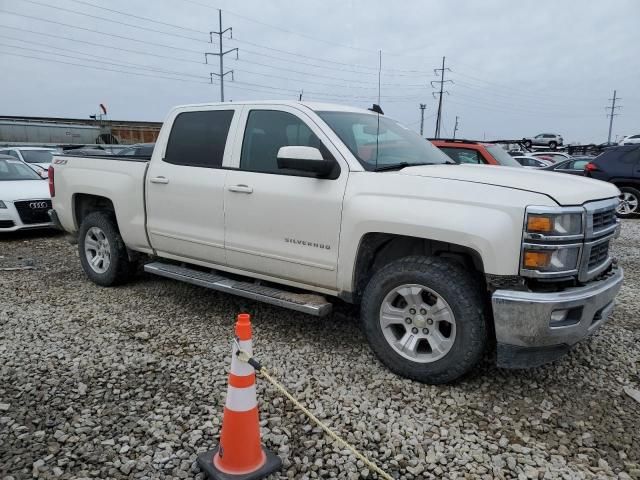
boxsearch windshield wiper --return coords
[373,162,439,172]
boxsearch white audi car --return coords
[0,155,53,232]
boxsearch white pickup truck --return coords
[49,101,623,384]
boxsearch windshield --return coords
[0,158,42,180]
[317,111,451,170]
[21,150,54,164]
[485,145,522,167]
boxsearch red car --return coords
[430,139,522,167]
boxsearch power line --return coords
[18,0,209,43]
[0,26,205,65]
[431,56,452,138]
[606,89,622,144]
[63,0,208,34]
[205,9,237,102]
[0,43,210,80]
[0,8,209,54]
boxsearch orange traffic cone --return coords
[197,313,282,480]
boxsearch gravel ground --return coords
[1,222,639,480]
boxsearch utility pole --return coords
[298,89,304,101]
[419,104,426,137]
[205,9,238,102]
[606,90,622,144]
[453,115,460,139]
[431,56,452,139]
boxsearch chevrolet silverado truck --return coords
[49,101,623,384]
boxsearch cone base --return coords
[197,446,282,480]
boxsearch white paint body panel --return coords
[51,101,620,298]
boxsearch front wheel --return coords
[360,256,487,384]
[549,141,558,149]
[78,211,136,286]
[617,187,640,218]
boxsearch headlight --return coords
[522,244,581,275]
[525,210,583,238]
[521,206,586,279]
[0,200,6,209]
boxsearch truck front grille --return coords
[14,200,52,225]
[592,208,617,235]
[588,240,610,270]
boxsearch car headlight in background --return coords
[0,200,6,209]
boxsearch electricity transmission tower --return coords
[205,9,238,102]
[431,56,452,139]
[606,90,622,144]
[453,115,460,139]
[419,104,427,136]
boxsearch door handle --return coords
[150,176,169,184]
[228,184,253,194]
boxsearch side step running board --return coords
[144,262,332,317]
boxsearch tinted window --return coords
[485,145,522,167]
[21,150,53,164]
[440,147,483,164]
[630,135,640,139]
[137,145,154,156]
[240,110,330,174]
[165,110,234,168]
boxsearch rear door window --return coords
[164,110,234,168]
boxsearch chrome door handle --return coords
[228,184,253,194]
[150,176,169,184]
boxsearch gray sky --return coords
[0,0,638,143]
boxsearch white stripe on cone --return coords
[225,384,258,412]
[231,339,254,377]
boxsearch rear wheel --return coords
[523,140,532,149]
[360,256,487,384]
[617,187,640,218]
[78,211,136,286]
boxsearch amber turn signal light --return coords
[523,251,552,268]
[527,215,553,233]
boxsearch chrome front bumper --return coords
[491,266,623,368]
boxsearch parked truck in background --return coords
[49,101,623,384]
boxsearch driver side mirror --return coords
[277,146,335,178]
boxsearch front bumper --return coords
[0,205,53,232]
[492,266,623,368]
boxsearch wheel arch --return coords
[73,193,117,230]
[348,232,485,303]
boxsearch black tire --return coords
[523,140,532,149]
[77,211,136,286]
[360,256,487,384]
[616,186,640,218]
[549,141,557,149]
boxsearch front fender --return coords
[337,173,557,294]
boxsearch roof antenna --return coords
[368,104,384,115]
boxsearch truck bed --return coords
[51,154,152,252]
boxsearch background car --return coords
[0,154,53,232]
[528,151,572,163]
[513,156,552,168]
[118,143,155,157]
[0,147,57,178]
[523,133,564,149]
[584,145,640,217]
[619,134,640,145]
[431,139,523,167]
[540,156,593,175]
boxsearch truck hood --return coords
[399,164,619,205]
